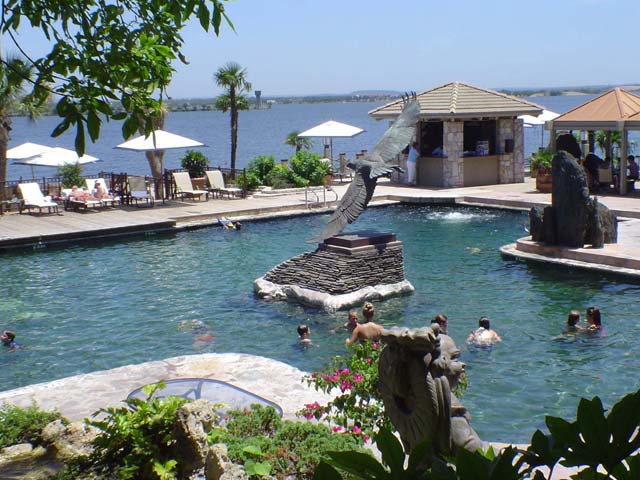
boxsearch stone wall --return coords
[496,118,525,184]
[263,242,406,295]
[443,121,464,187]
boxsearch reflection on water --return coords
[1,204,638,444]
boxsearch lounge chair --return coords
[205,170,242,199]
[127,176,154,207]
[172,171,208,201]
[17,182,60,215]
[85,178,120,207]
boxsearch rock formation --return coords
[530,151,617,248]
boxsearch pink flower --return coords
[372,342,379,350]
[353,372,364,383]
[352,425,362,434]
[303,412,314,420]
[311,372,317,378]
[340,380,353,392]
[363,435,370,443]
[304,401,320,410]
[365,357,372,365]
[331,426,343,433]
[340,368,349,376]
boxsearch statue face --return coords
[433,334,465,388]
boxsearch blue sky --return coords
[7,0,640,98]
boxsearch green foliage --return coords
[0,402,64,449]
[290,150,329,187]
[266,163,295,189]
[209,405,364,479]
[87,381,188,480]
[180,150,209,178]
[57,162,84,188]
[285,131,314,152]
[215,93,251,112]
[315,389,640,480]
[1,1,235,157]
[530,150,553,173]
[299,341,388,439]
[247,154,276,183]
[236,169,261,190]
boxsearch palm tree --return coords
[285,131,314,153]
[0,55,37,198]
[214,62,252,175]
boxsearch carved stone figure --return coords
[378,326,482,463]
[315,95,420,241]
[530,151,617,248]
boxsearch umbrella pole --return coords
[31,165,36,180]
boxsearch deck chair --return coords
[127,176,154,207]
[60,187,102,211]
[85,178,120,207]
[206,170,242,199]
[17,182,60,215]
[172,171,208,201]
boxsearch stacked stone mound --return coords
[263,242,406,295]
[530,151,617,248]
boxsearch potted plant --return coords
[180,150,209,189]
[530,150,553,192]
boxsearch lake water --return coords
[8,94,629,181]
[1,204,639,444]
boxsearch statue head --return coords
[429,334,464,389]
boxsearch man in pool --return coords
[466,316,501,345]
[345,319,384,345]
[332,310,359,333]
[297,324,312,345]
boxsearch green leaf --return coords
[455,448,490,480]
[376,428,404,474]
[608,390,640,454]
[75,121,86,156]
[242,444,264,457]
[326,450,390,480]
[87,110,101,142]
[197,2,210,30]
[51,120,71,138]
[253,461,272,476]
[575,397,608,454]
[314,460,344,480]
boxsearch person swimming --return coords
[1,330,24,351]
[297,324,313,346]
[466,316,502,346]
[565,310,585,334]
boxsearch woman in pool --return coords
[586,306,604,334]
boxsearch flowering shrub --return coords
[299,341,390,441]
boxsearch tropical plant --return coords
[57,163,84,188]
[530,149,553,173]
[285,131,314,153]
[247,154,275,184]
[0,1,234,160]
[208,404,364,479]
[265,163,295,189]
[595,130,636,158]
[290,150,329,187]
[0,54,38,195]
[0,402,65,449]
[87,381,188,480]
[214,61,252,174]
[180,150,209,178]
[314,389,640,480]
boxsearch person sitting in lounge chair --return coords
[92,181,114,200]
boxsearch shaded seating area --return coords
[206,169,242,199]
[172,171,208,201]
[17,182,60,215]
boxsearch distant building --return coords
[255,90,262,110]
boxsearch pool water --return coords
[1,205,639,444]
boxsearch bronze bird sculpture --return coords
[315,94,420,241]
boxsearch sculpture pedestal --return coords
[254,231,414,311]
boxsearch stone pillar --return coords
[497,118,513,183]
[513,119,524,183]
[443,121,464,187]
[338,153,346,176]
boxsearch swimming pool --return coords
[1,204,638,443]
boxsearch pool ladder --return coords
[305,186,338,209]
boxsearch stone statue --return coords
[378,326,482,464]
[315,94,420,241]
[529,150,617,248]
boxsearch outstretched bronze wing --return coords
[314,96,420,242]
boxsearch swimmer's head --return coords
[362,302,374,322]
[297,324,310,337]
[567,310,581,326]
[1,330,15,344]
[478,316,490,329]
[431,314,448,332]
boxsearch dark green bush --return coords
[57,163,84,188]
[247,154,275,184]
[236,169,261,191]
[0,402,65,448]
[290,150,328,187]
[266,163,295,189]
[209,405,364,479]
[181,150,209,178]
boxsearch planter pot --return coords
[325,174,333,186]
[536,173,552,193]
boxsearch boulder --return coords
[541,206,556,245]
[529,207,544,242]
[41,420,98,462]
[551,151,590,247]
[205,444,248,480]
[173,399,218,478]
[556,134,582,160]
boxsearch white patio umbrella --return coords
[518,110,560,147]
[12,146,99,178]
[297,120,364,160]
[6,142,52,160]
[115,129,206,200]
